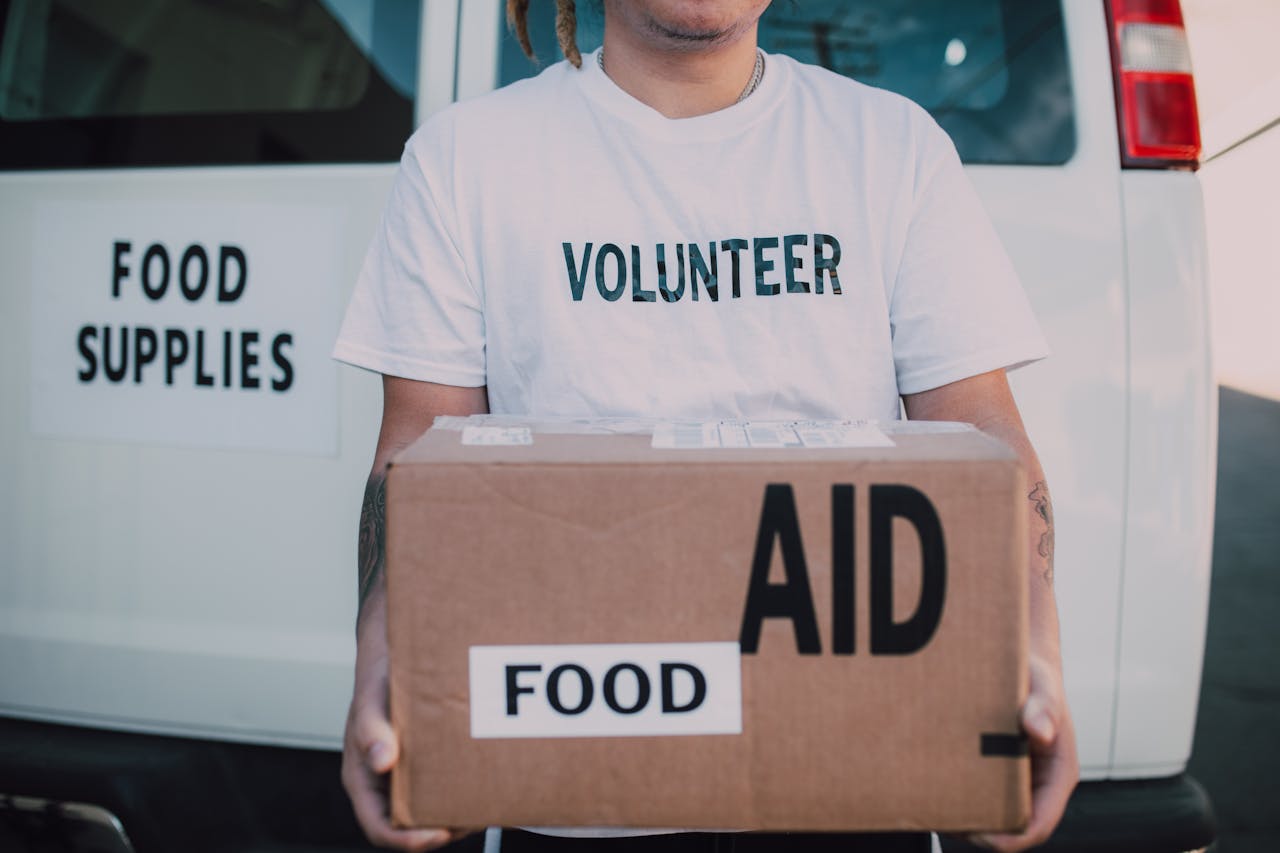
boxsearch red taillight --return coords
[1106,0,1202,168]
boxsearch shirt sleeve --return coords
[332,128,486,387]
[889,111,1049,396]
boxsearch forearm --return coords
[901,371,1061,664]
[906,371,1076,849]
[342,379,488,851]
[962,411,1061,666]
[357,469,389,634]
[355,377,490,635]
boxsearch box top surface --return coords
[392,416,1018,468]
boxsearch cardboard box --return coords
[387,418,1030,832]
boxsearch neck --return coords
[598,24,761,119]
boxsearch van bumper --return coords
[944,774,1217,853]
[2,717,1216,853]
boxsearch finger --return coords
[371,824,452,852]
[374,823,453,852]
[346,755,452,851]
[973,739,1077,852]
[1020,689,1056,748]
[353,696,400,774]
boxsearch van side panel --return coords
[1112,170,1216,776]
[0,167,388,748]
[968,0,1130,778]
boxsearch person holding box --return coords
[333,1,1077,851]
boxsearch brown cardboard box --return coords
[387,419,1030,833]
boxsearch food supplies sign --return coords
[29,202,343,453]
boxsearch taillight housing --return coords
[1106,0,1202,169]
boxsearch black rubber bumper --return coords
[1,716,1216,853]
[0,715,375,853]
[943,774,1217,852]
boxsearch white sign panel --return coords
[29,202,344,454]
[469,642,742,739]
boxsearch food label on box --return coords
[652,420,893,449]
[469,642,742,739]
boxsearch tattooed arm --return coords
[903,370,1076,853]
[342,376,488,852]
[1028,480,1055,587]
[358,474,388,615]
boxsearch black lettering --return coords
[271,333,294,392]
[667,244,686,302]
[218,245,247,302]
[546,664,593,715]
[657,244,685,302]
[870,485,946,655]
[595,243,626,302]
[754,237,780,296]
[240,331,260,389]
[814,233,842,295]
[603,663,650,715]
[164,329,189,385]
[77,326,98,382]
[689,243,718,302]
[194,330,215,387]
[134,326,158,383]
[103,326,127,383]
[661,663,707,713]
[784,234,810,293]
[563,242,592,301]
[222,330,233,388]
[739,484,822,654]
[832,485,855,655]
[631,245,655,302]
[721,238,748,298]
[112,241,131,299]
[179,245,210,301]
[141,244,170,301]
[505,664,542,716]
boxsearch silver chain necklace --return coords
[596,48,766,104]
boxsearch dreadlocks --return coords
[506,0,582,68]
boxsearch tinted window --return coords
[498,0,1075,165]
[0,0,419,168]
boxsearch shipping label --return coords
[461,426,534,446]
[652,420,894,449]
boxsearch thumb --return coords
[354,698,399,773]
[1022,691,1056,746]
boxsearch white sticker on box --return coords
[648,421,715,449]
[461,426,533,446]
[652,420,894,449]
[717,422,750,448]
[469,642,742,739]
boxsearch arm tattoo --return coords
[358,473,387,610]
[1028,480,1055,585]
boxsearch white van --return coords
[0,1,1217,851]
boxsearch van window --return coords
[0,0,419,169]
[498,0,1075,166]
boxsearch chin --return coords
[621,0,772,48]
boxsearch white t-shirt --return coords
[333,49,1048,418]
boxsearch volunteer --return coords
[334,1,1078,851]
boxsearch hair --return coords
[506,0,582,68]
